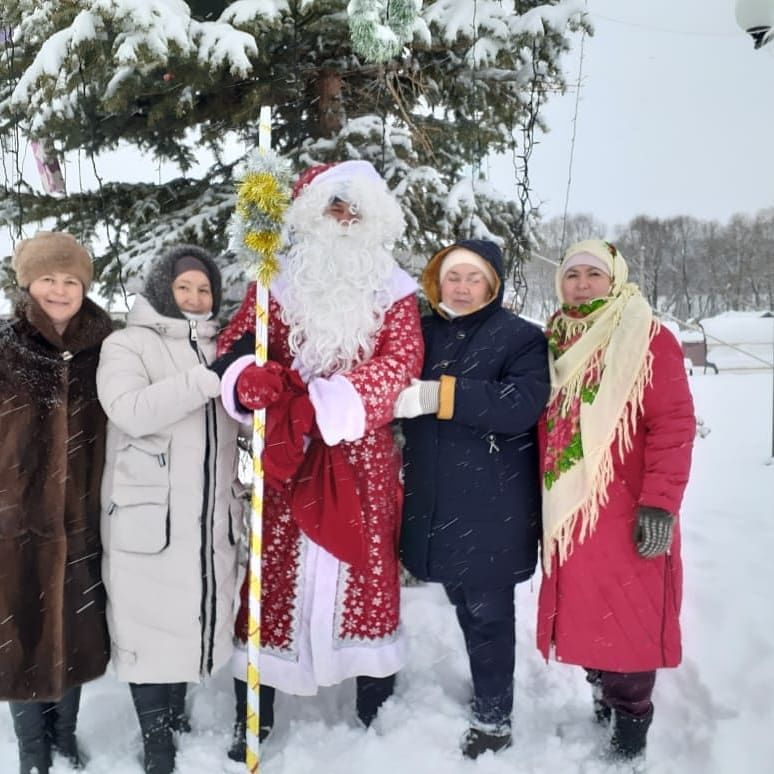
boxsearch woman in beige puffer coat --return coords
[97,245,243,774]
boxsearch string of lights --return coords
[591,12,738,39]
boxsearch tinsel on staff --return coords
[231,131,293,772]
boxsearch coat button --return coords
[455,330,466,339]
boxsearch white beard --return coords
[279,215,399,379]
[278,172,406,379]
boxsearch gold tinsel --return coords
[256,256,280,287]
[244,229,280,256]
[244,230,280,284]
[237,172,289,222]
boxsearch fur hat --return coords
[12,231,93,290]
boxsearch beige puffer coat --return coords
[98,294,240,683]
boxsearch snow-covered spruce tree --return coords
[0,1,585,303]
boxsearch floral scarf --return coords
[542,240,657,574]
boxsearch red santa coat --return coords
[220,271,423,694]
[537,327,695,672]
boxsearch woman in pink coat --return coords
[536,239,695,765]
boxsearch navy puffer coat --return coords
[400,240,550,589]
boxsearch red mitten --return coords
[236,361,285,410]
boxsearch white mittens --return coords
[394,379,441,419]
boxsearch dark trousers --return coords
[258,674,395,730]
[355,674,396,727]
[585,668,656,717]
[444,583,516,729]
[130,682,180,774]
[9,686,81,774]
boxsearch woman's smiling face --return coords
[28,272,84,334]
[561,265,612,305]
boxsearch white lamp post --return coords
[736,0,774,48]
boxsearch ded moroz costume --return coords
[218,159,424,746]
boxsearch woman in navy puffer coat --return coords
[397,239,550,759]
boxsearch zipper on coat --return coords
[198,400,219,676]
[186,317,219,676]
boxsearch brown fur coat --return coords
[0,294,112,700]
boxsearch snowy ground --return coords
[1,371,772,773]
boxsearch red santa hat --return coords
[291,160,383,201]
[291,162,337,200]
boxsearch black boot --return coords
[9,701,52,774]
[227,681,275,761]
[460,727,512,759]
[227,679,247,762]
[585,669,612,725]
[49,687,85,768]
[168,683,191,734]
[130,683,176,774]
[356,674,395,728]
[609,706,653,760]
[259,684,275,743]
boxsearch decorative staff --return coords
[230,106,293,772]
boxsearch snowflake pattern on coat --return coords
[219,284,423,654]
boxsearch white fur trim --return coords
[260,539,406,695]
[387,266,419,303]
[220,355,254,423]
[308,374,366,445]
[308,160,382,192]
[231,640,247,681]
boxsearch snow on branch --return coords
[11,12,101,105]
[424,0,585,52]
[221,0,289,26]
[10,0,265,119]
[194,22,258,75]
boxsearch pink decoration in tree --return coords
[31,141,66,194]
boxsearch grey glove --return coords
[634,506,674,558]
[394,379,440,419]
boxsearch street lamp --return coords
[735,0,774,49]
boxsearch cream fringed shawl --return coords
[542,283,658,575]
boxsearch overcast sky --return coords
[491,0,774,231]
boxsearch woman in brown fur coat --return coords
[0,232,112,774]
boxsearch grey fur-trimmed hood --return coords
[144,244,223,319]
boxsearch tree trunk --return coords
[316,69,344,138]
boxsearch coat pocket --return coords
[107,439,171,554]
